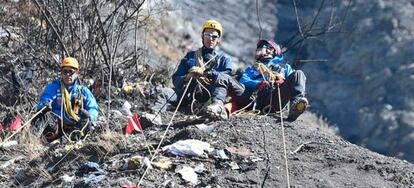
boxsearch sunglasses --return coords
[257,44,271,49]
[203,33,220,40]
[61,69,76,76]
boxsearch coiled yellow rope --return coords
[253,62,279,82]
[60,82,82,122]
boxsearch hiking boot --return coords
[205,103,228,120]
[288,97,308,121]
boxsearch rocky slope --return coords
[1,112,414,187]
[1,0,414,187]
[280,0,414,161]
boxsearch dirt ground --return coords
[1,110,413,187]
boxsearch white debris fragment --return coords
[177,166,198,185]
[163,139,214,157]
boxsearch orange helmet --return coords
[60,57,79,71]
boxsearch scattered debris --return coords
[163,139,214,157]
[226,146,253,157]
[251,157,264,162]
[76,162,107,185]
[194,163,207,173]
[152,156,172,170]
[0,140,18,148]
[176,166,198,185]
[140,112,163,126]
[61,174,75,187]
[195,123,216,133]
[125,155,143,170]
[212,149,229,160]
[291,141,333,154]
[229,162,240,170]
[122,84,134,94]
[120,101,133,117]
[0,155,24,169]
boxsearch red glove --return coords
[274,78,284,86]
[256,81,269,90]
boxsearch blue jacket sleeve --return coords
[217,54,234,75]
[240,66,262,90]
[172,52,195,89]
[284,63,293,78]
[211,53,234,81]
[81,86,99,122]
[37,80,59,111]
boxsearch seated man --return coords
[171,19,244,119]
[34,57,99,142]
[239,40,308,121]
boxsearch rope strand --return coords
[277,84,290,187]
[138,77,194,186]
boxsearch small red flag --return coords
[121,185,139,188]
[8,115,22,132]
[124,114,143,135]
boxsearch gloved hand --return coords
[274,73,285,85]
[185,66,205,81]
[274,78,285,85]
[42,100,52,112]
[256,81,270,90]
[188,66,204,76]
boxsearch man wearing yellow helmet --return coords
[34,57,99,142]
[171,19,244,119]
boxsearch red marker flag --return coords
[124,114,143,135]
[8,115,22,132]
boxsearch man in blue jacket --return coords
[171,19,243,119]
[239,40,308,121]
[35,57,99,142]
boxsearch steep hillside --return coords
[1,0,414,187]
[1,112,414,187]
[277,0,414,161]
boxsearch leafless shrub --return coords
[283,0,353,67]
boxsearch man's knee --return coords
[293,70,306,80]
[215,73,231,83]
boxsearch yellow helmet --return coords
[60,57,79,71]
[201,19,223,36]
